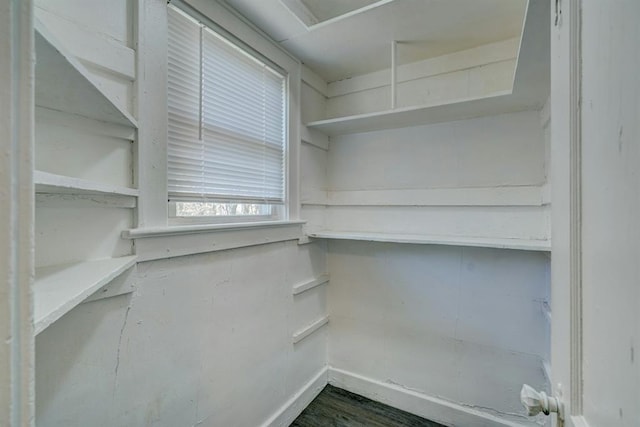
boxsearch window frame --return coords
[165,0,299,226]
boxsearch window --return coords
[167,5,287,222]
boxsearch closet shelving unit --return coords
[33,20,139,334]
[306,0,546,137]
[305,0,550,251]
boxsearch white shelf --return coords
[34,256,137,335]
[34,19,138,128]
[306,0,549,136]
[35,170,139,197]
[307,92,520,136]
[307,231,551,252]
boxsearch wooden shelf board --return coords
[307,231,551,252]
[307,91,524,136]
[34,20,138,128]
[34,256,137,335]
[35,170,139,197]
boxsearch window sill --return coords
[122,220,306,261]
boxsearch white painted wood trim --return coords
[35,106,135,140]
[123,220,306,239]
[133,0,168,228]
[0,0,35,423]
[293,275,329,296]
[293,316,329,344]
[301,64,328,97]
[83,265,136,304]
[328,367,535,427]
[288,65,302,221]
[35,193,137,209]
[309,231,551,252]
[34,256,137,335]
[301,125,329,151]
[34,170,139,198]
[130,221,305,262]
[326,186,546,207]
[34,19,138,128]
[261,367,328,427]
[550,0,581,420]
[567,0,583,416]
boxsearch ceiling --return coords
[223,0,528,82]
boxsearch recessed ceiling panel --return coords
[300,0,382,22]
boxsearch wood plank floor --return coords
[290,385,446,427]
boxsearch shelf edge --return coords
[34,256,138,335]
[307,231,551,252]
[34,170,139,197]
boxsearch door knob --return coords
[520,384,563,419]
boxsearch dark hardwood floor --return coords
[290,385,446,427]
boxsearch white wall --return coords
[328,111,545,190]
[328,241,549,425]
[36,241,328,427]
[322,110,549,240]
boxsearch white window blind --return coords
[167,6,287,205]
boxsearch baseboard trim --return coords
[328,367,534,427]
[261,366,328,427]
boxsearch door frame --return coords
[0,0,35,425]
[550,0,587,425]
